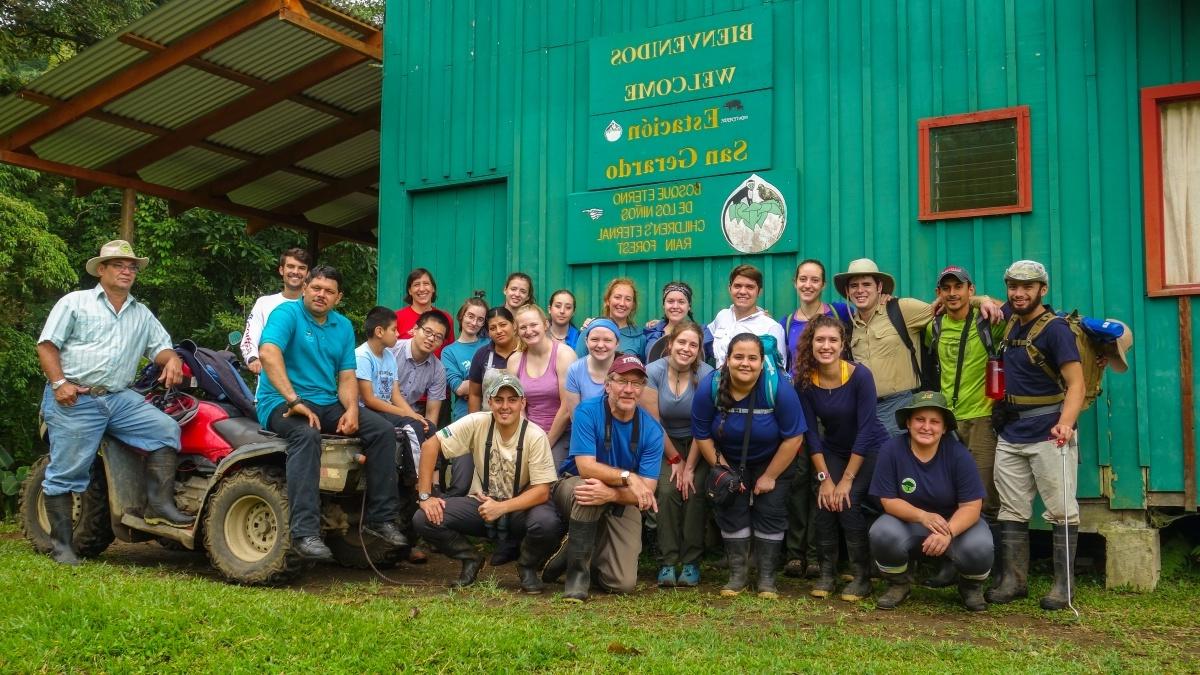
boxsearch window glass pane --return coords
[929,118,1018,213]
[1161,99,1200,286]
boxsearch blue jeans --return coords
[40,386,180,496]
[875,390,914,437]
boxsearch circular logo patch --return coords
[900,477,917,494]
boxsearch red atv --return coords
[20,346,407,584]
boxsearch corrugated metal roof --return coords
[0,0,382,246]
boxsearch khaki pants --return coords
[994,436,1079,525]
[552,475,642,593]
[956,417,999,520]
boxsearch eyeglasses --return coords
[106,262,139,273]
[418,326,446,342]
[608,377,646,390]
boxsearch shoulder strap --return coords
[949,308,973,408]
[738,401,752,476]
[975,312,996,357]
[932,313,944,344]
[886,298,922,382]
[512,420,527,498]
[603,397,640,462]
[482,417,496,495]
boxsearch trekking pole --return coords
[1057,435,1081,620]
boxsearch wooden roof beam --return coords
[203,103,379,196]
[297,0,381,36]
[276,166,379,215]
[115,33,356,122]
[0,149,375,246]
[279,4,382,61]
[103,46,369,176]
[0,0,281,152]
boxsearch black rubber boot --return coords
[810,533,838,598]
[44,493,80,566]
[959,577,988,612]
[875,570,911,610]
[923,557,958,588]
[516,533,556,595]
[1040,524,1078,611]
[754,538,784,599]
[986,520,1005,593]
[438,533,483,588]
[562,520,598,602]
[985,521,1029,604]
[143,450,193,528]
[719,537,751,597]
[839,541,873,601]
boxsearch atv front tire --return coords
[203,465,299,585]
[19,454,115,558]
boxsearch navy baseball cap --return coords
[937,265,973,286]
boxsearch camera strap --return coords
[482,416,528,499]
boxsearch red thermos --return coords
[985,357,1005,400]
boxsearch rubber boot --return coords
[985,521,1029,604]
[810,534,838,598]
[516,533,555,595]
[986,520,1005,593]
[541,534,568,583]
[143,450,193,528]
[754,538,784,599]
[438,533,483,588]
[875,570,911,610]
[719,537,751,597]
[562,520,598,602]
[959,577,988,612]
[839,541,873,601]
[1040,524,1078,611]
[923,557,957,588]
[44,493,80,566]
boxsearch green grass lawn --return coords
[0,528,1196,673]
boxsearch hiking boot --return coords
[293,536,333,561]
[43,493,80,566]
[839,541,873,601]
[875,570,911,610]
[1040,525,1078,611]
[959,577,988,612]
[657,565,677,588]
[754,538,784,599]
[362,521,409,549]
[985,521,1029,604]
[562,520,598,602]
[719,537,751,597]
[143,450,193,528]
[784,558,806,578]
[440,534,483,588]
[678,563,701,587]
[923,557,957,588]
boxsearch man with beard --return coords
[241,248,311,373]
[258,265,407,560]
[985,260,1084,612]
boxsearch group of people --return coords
[35,238,1132,614]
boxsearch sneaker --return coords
[678,563,701,587]
[783,558,806,578]
[657,565,677,587]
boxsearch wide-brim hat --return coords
[85,239,149,277]
[833,258,896,298]
[895,390,957,432]
[1102,319,1133,373]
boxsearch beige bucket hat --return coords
[85,239,149,277]
[1103,319,1133,373]
[833,258,896,298]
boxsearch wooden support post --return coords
[120,188,136,242]
[1180,297,1196,512]
[307,226,320,265]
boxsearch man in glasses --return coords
[542,353,664,602]
[36,240,193,565]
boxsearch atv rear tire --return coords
[203,465,299,585]
[19,454,115,558]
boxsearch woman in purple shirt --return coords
[794,315,890,603]
[508,304,575,463]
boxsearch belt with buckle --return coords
[76,384,111,396]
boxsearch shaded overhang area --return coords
[0,0,382,248]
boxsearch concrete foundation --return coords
[1098,521,1160,592]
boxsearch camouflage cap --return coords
[484,371,525,399]
[1003,260,1049,285]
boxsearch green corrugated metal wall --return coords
[378,0,1200,510]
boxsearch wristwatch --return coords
[619,470,631,486]
[418,492,431,502]
[816,471,829,482]
[50,378,68,390]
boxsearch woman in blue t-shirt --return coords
[693,334,807,599]
[868,391,992,612]
[440,294,489,421]
[794,315,891,602]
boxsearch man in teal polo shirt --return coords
[258,265,406,560]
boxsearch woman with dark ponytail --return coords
[691,334,807,599]
[793,315,890,602]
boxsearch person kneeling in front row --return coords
[868,391,993,611]
[413,373,563,592]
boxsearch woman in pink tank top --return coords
[509,304,576,463]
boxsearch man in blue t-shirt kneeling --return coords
[257,266,407,561]
[542,354,664,602]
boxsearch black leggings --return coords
[813,452,876,558]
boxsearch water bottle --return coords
[986,357,1005,400]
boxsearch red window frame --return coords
[1141,80,1200,297]
[917,105,1032,221]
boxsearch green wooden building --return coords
[377,0,1200,570]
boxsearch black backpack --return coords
[882,298,938,391]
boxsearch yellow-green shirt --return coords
[923,313,1006,421]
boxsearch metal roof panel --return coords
[203,20,342,83]
[208,100,338,155]
[139,146,246,191]
[304,192,378,227]
[302,62,381,112]
[102,66,251,129]
[228,170,325,211]
[295,130,380,177]
[0,98,47,136]
[29,118,154,169]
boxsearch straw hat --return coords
[85,239,148,277]
[833,258,896,298]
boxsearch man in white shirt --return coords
[240,247,310,373]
